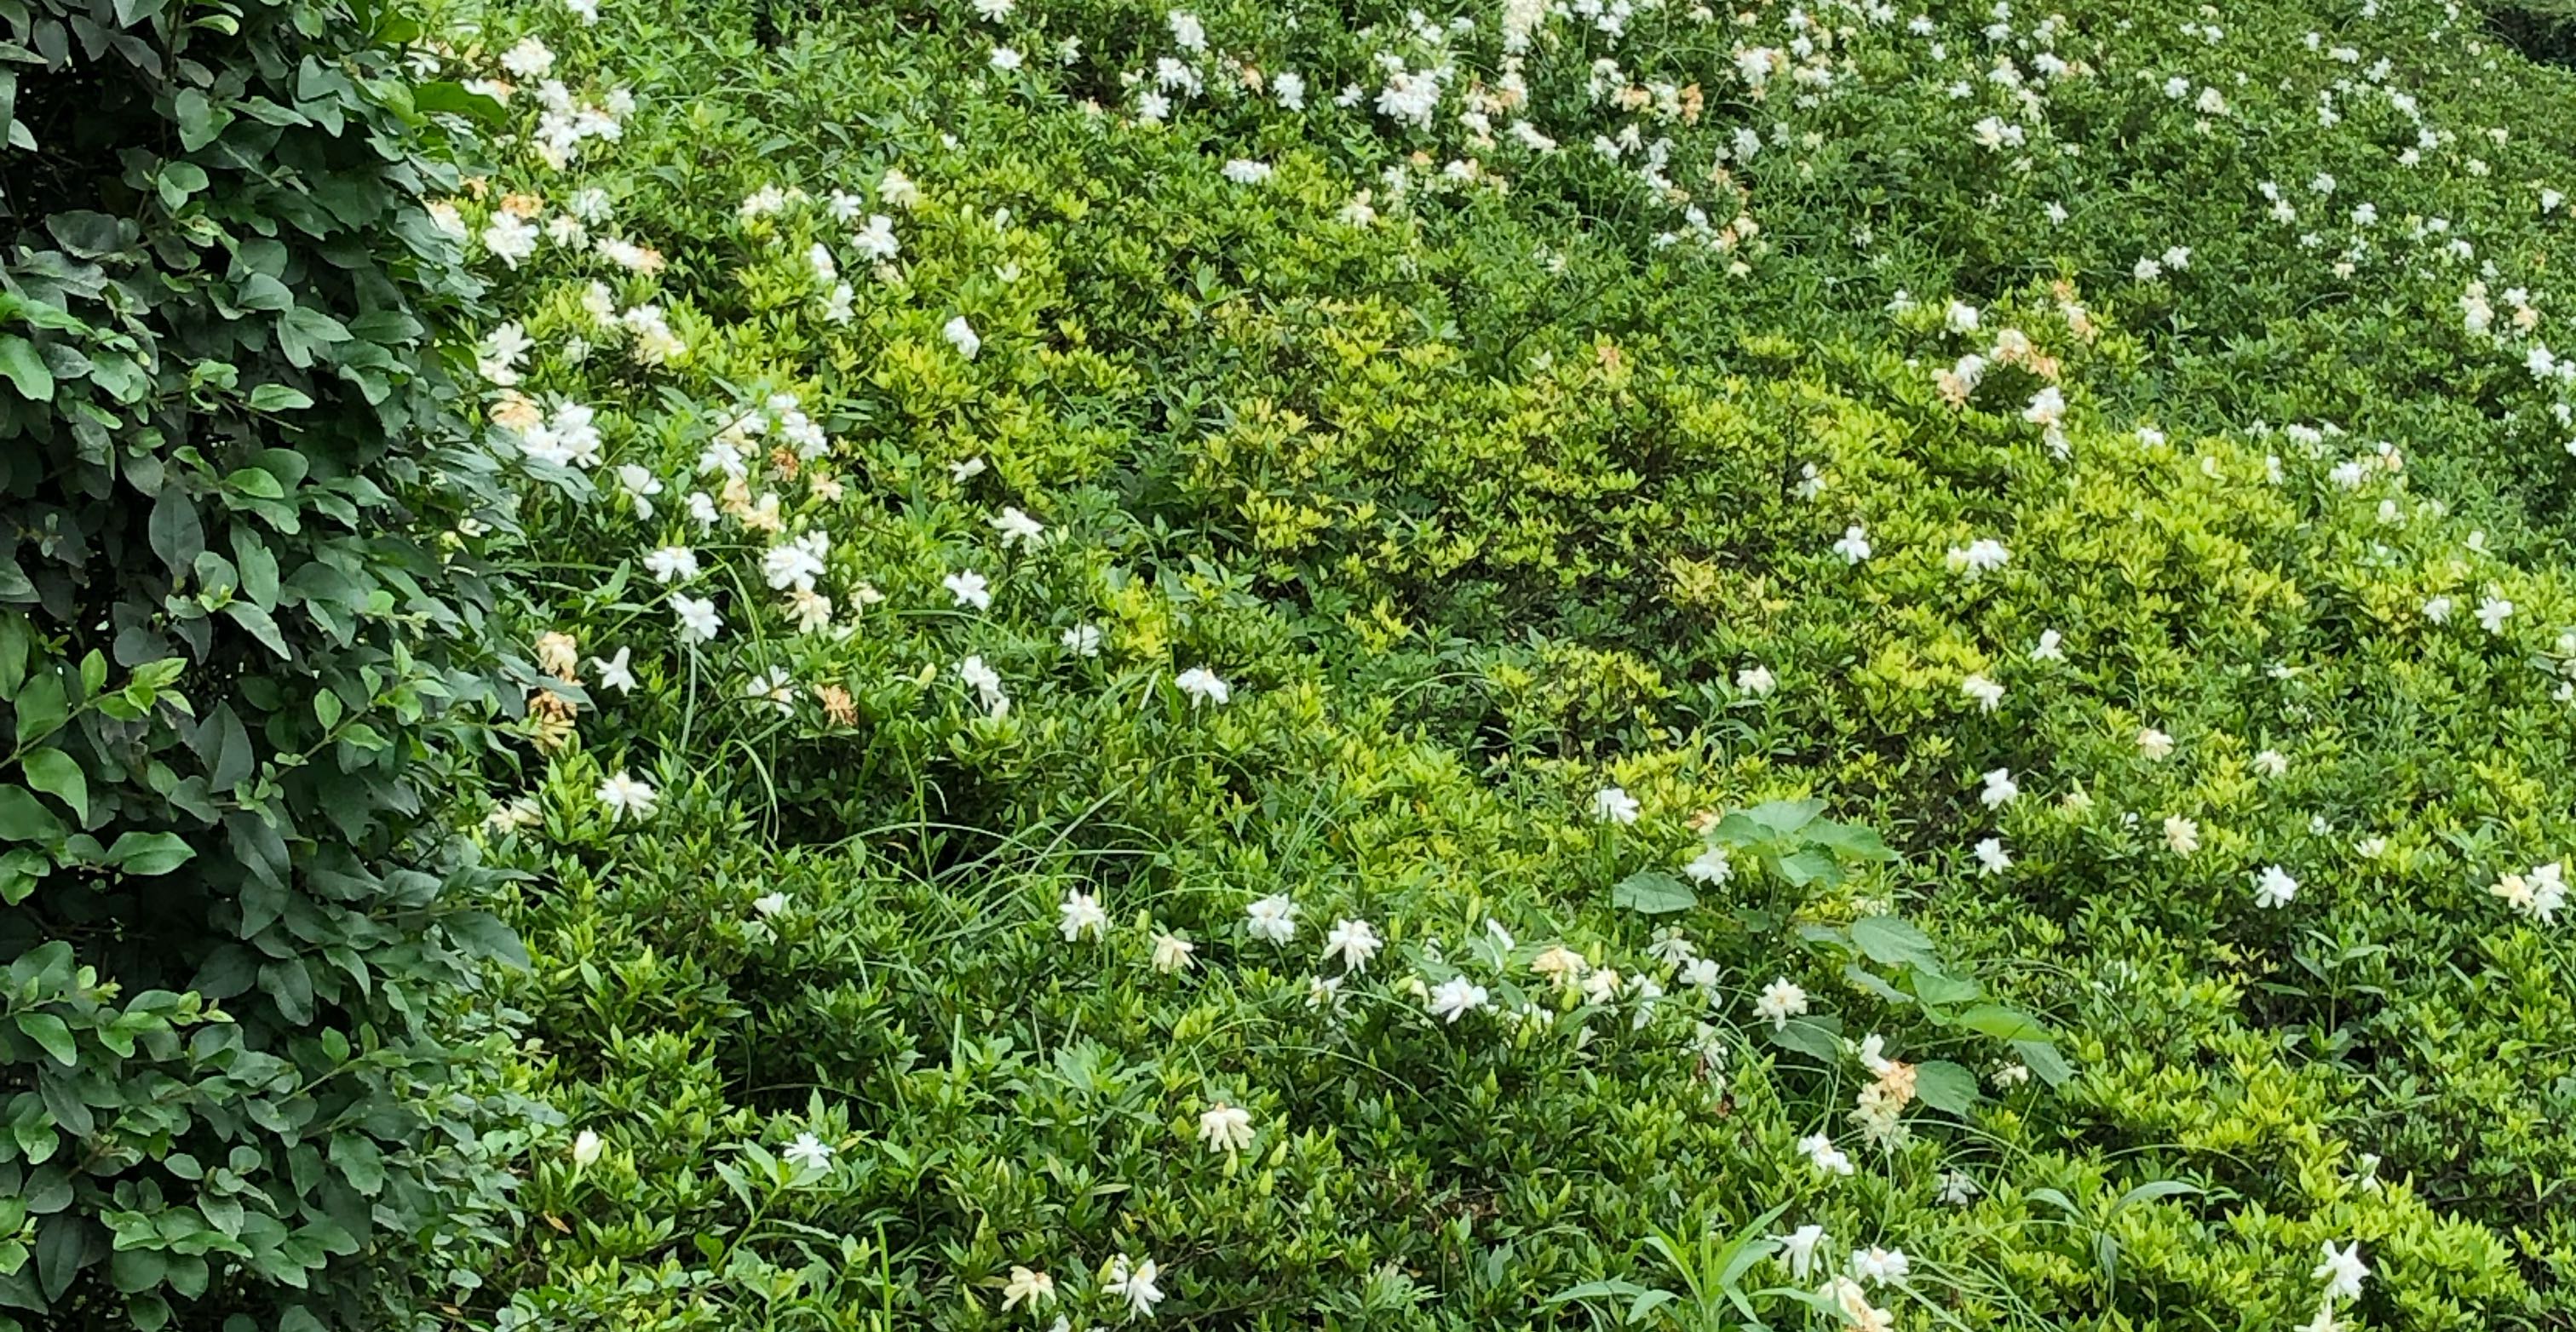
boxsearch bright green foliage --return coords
[0,1,534,1329]
[426,0,2576,1328]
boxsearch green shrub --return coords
[0,1,533,1328]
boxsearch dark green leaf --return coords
[1912,1059,1981,1115]
[20,749,84,822]
[1610,869,1696,916]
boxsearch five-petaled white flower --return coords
[1058,889,1107,941]
[1684,846,1732,884]
[670,593,722,642]
[1001,1266,1055,1310]
[1175,667,1231,707]
[591,646,636,693]
[1245,894,1297,944]
[597,770,658,822]
[1151,931,1197,973]
[944,570,993,611]
[944,315,982,359]
[1325,918,1383,972]
[1591,786,1641,824]
[2136,726,2175,760]
[1101,1254,1164,1319]
[783,1132,835,1172]
[1753,977,1808,1028]
[2313,1240,2368,1305]
[1427,974,1491,1023]
[2253,864,2299,909]
[1196,1101,1254,1153]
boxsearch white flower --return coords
[1325,918,1383,972]
[1151,931,1196,973]
[1736,665,1777,696]
[597,770,658,822]
[571,1128,603,1165]
[1753,977,1808,1028]
[762,531,829,592]
[2031,629,2066,662]
[2477,595,2513,634]
[971,0,1012,17]
[945,570,993,610]
[944,315,982,359]
[645,545,700,583]
[1797,1131,1854,1175]
[1946,537,2010,576]
[671,593,722,643]
[1936,1170,1980,1204]
[1974,836,2012,875]
[500,36,555,78]
[783,1132,835,1171]
[853,214,900,261]
[2136,726,2175,760]
[614,464,663,519]
[2253,864,2299,909]
[482,212,539,268]
[957,656,1009,716]
[1591,786,1641,824]
[1245,894,1297,944]
[989,44,1022,70]
[2163,814,2200,855]
[1166,9,1206,49]
[2423,594,2453,623]
[1778,1225,1827,1280]
[950,456,988,483]
[2254,749,2289,778]
[1001,1266,1054,1311]
[1852,1246,1911,1286]
[1101,1255,1164,1319]
[1946,301,1981,333]
[2313,1242,2369,1305]
[1832,525,1873,563]
[1684,846,1733,884]
[591,646,635,694]
[752,891,790,918]
[1222,158,1274,185]
[2489,862,2565,924]
[1061,623,1104,657]
[1979,767,2019,808]
[1428,974,1491,1023]
[990,507,1045,548]
[1057,889,1107,941]
[1175,667,1231,706]
[1962,674,2005,712]
[1196,1102,1254,1153]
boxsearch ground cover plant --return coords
[11,0,2576,1327]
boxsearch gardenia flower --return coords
[1936,1171,1980,1204]
[990,507,1045,547]
[1778,1224,1827,1280]
[783,1132,835,1171]
[1591,785,1641,824]
[1197,1102,1254,1153]
[762,531,829,592]
[1980,767,2019,808]
[2255,749,2289,778]
[596,770,657,822]
[1222,158,1274,185]
[1974,837,2012,875]
[1797,1132,1854,1175]
[1175,667,1231,706]
[2489,862,2566,924]
[2423,594,2452,623]
[1753,977,1808,1028]
[1325,918,1383,972]
[1427,974,1491,1023]
[2313,1241,2368,1304]
[752,892,790,917]
[1736,664,1777,696]
[943,315,981,359]
[1058,889,1107,941]
[1684,846,1732,884]
[1832,525,1872,563]
[1151,931,1196,973]
[2163,815,2200,855]
[1961,674,2004,712]
[1245,894,1297,944]
[944,570,993,610]
[2477,595,2513,634]
[2031,629,2066,661]
[1852,1246,1910,1286]
[2253,864,2299,909]
[1532,944,1589,985]
[1101,1255,1164,1319]
[1946,537,2010,576]
[671,593,722,643]
[957,656,1009,716]
[572,1128,603,1165]
[2136,726,2175,759]
[1061,623,1103,657]
[1001,1267,1054,1310]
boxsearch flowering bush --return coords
[348,0,2576,1327]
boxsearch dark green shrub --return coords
[0,2,532,1329]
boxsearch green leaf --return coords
[2111,1180,2199,1214]
[1610,869,1696,916]
[223,467,286,499]
[246,382,313,411]
[1742,797,1826,835]
[0,336,50,401]
[0,788,66,842]
[106,832,193,876]
[1848,916,1937,968]
[444,910,529,967]
[2012,1038,2075,1088]
[12,669,68,747]
[148,487,205,574]
[14,1013,75,1066]
[1763,1014,1843,1064]
[20,749,85,821]
[1776,847,1840,887]
[1912,1059,1981,1115]
[1959,1004,2050,1043]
